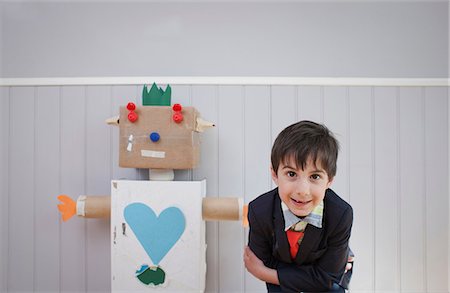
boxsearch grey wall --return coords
[0,6,5,292]
[0,3,3,77]
[1,1,448,78]
[0,88,7,293]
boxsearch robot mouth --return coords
[141,149,166,159]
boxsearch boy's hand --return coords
[345,255,354,272]
[244,246,264,278]
[244,246,279,285]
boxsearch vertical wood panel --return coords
[271,86,297,139]
[0,87,9,293]
[298,86,323,123]
[373,87,399,290]
[34,86,60,292]
[323,87,349,202]
[243,85,271,292]
[8,87,35,291]
[348,87,374,290]
[271,86,297,190]
[85,86,112,293]
[399,87,425,291]
[191,85,219,293]
[60,86,87,292]
[424,87,448,292]
[217,85,245,292]
[111,86,138,180]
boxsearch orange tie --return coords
[286,230,304,259]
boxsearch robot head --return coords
[117,84,213,170]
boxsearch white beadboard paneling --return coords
[348,87,374,291]
[0,87,9,293]
[270,86,297,141]
[110,86,139,181]
[217,85,245,292]
[191,85,219,293]
[60,86,87,292]
[0,82,449,293]
[399,87,426,291]
[298,86,323,123]
[424,87,448,292]
[34,87,60,292]
[270,86,297,190]
[8,87,35,291]
[373,87,399,291]
[85,86,112,293]
[243,85,272,201]
[243,85,271,292]
[323,87,350,203]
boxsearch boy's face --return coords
[271,156,333,217]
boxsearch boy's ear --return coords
[326,176,334,188]
[270,166,279,186]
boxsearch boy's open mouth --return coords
[291,198,312,205]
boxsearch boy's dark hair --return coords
[271,120,339,178]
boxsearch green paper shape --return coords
[142,83,171,106]
[136,265,165,286]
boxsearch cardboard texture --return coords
[202,197,241,221]
[119,106,200,169]
[83,196,111,218]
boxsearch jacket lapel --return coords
[295,223,322,264]
[272,195,292,263]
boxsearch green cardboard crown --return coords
[142,83,171,106]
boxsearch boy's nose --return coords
[294,179,310,196]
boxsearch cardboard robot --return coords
[57,84,245,292]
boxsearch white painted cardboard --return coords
[111,180,206,293]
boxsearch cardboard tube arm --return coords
[202,197,243,221]
[73,195,247,224]
[76,195,111,218]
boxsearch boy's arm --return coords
[244,246,279,285]
[246,203,274,266]
[276,205,353,292]
[246,201,283,286]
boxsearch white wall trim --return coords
[0,77,449,87]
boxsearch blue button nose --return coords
[150,132,160,142]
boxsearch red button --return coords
[128,111,138,123]
[173,113,183,123]
[127,102,136,111]
[172,104,182,112]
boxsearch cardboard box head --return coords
[119,106,200,169]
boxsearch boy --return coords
[244,120,353,292]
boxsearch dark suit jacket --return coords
[248,188,353,293]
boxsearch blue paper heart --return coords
[124,203,185,265]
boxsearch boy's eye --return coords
[310,174,321,180]
[287,171,297,177]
